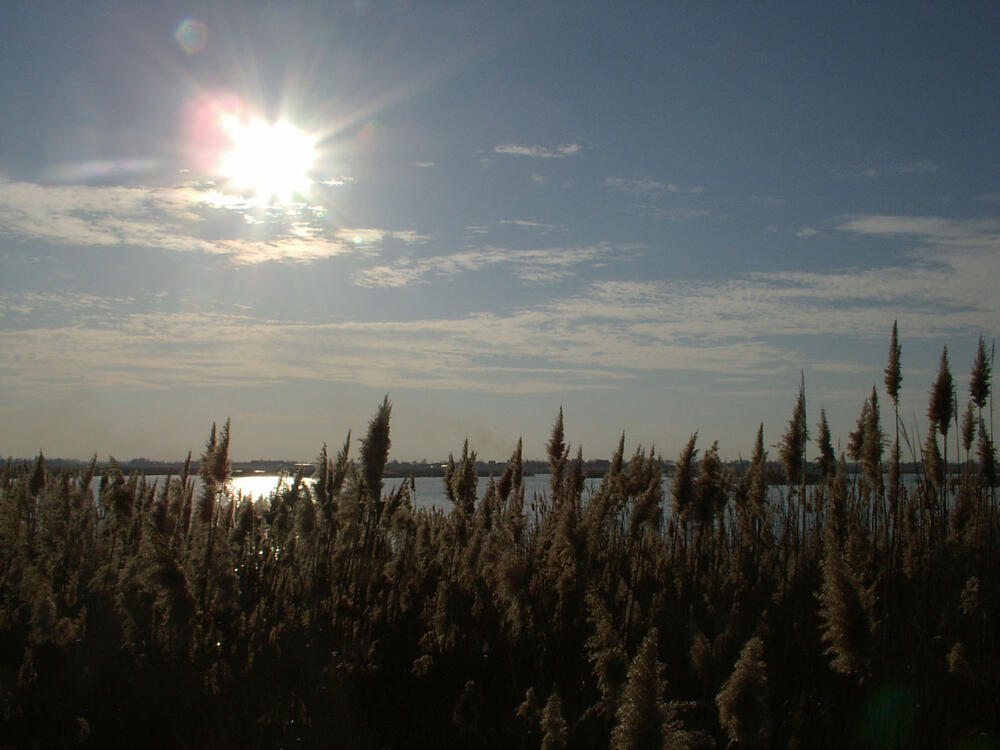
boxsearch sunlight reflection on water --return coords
[227,473,600,511]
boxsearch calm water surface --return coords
[229,473,600,511]
[90,473,599,512]
[92,471,924,513]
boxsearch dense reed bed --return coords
[2,327,999,748]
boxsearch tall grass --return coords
[1,329,998,748]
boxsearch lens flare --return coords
[358,120,381,148]
[175,19,208,55]
[857,685,918,748]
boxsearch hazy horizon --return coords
[2,2,999,462]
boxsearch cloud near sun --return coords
[0,178,422,264]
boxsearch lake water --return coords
[91,472,601,512]
[92,470,926,514]
[231,473,603,511]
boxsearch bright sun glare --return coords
[218,115,317,203]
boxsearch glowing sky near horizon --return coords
[1,1,1000,463]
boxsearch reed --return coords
[0,327,998,748]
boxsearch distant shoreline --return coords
[10,455,938,481]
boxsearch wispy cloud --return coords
[335,216,1000,386]
[500,219,560,232]
[0,304,634,395]
[493,142,582,159]
[3,206,997,406]
[4,215,997,403]
[605,177,704,196]
[0,291,139,322]
[605,177,677,195]
[896,162,938,175]
[836,161,939,179]
[634,206,709,221]
[333,227,429,248]
[0,179,422,264]
[390,230,432,244]
[318,176,356,186]
[605,176,708,220]
[349,265,425,288]
[838,214,1000,247]
[750,195,786,208]
[353,243,623,288]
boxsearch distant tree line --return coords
[1,325,998,748]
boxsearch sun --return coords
[217,114,317,203]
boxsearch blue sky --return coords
[2,1,999,462]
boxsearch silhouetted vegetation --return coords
[2,329,999,748]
